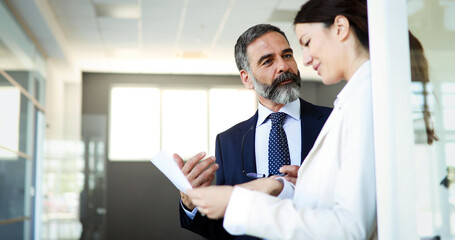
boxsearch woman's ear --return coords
[334,15,350,42]
[240,70,254,89]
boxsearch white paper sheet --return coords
[150,151,193,194]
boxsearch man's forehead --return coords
[246,32,289,49]
[246,32,290,58]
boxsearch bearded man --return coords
[176,24,332,240]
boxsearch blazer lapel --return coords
[240,112,257,181]
[299,99,329,164]
[299,107,335,172]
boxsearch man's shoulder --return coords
[218,112,257,138]
[299,98,332,118]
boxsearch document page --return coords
[150,151,193,194]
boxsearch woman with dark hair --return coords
[187,0,378,239]
[409,31,438,145]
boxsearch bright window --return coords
[209,89,257,155]
[0,86,20,159]
[162,89,208,157]
[108,86,256,160]
[109,87,161,160]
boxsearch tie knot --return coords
[269,112,287,125]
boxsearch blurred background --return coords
[0,0,454,239]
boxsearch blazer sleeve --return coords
[179,205,232,239]
[178,134,234,240]
[215,134,226,185]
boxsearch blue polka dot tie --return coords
[268,112,290,176]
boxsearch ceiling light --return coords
[95,3,140,19]
[268,9,298,22]
[175,50,206,59]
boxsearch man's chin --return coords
[272,88,300,104]
[270,95,299,105]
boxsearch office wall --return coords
[82,72,344,239]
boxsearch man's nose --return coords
[277,57,291,73]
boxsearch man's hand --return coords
[187,186,233,219]
[174,152,218,211]
[236,178,283,196]
[279,165,299,185]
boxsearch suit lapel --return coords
[299,99,327,164]
[240,112,257,181]
[299,105,334,173]
[299,117,332,174]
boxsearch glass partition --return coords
[0,1,46,239]
[0,74,35,240]
[407,0,455,238]
[0,59,45,240]
[0,156,30,221]
[41,138,85,240]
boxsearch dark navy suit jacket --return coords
[180,98,332,240]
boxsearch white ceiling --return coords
[7,0,453,80]
[25,0,319,78]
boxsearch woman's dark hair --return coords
[409,31,438,144]
[294,0,436,144]
[293,0,369,50]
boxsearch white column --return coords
[367,0,418,239]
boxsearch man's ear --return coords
[333,15,350,42]
[240,70,254,89]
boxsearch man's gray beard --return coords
[250,73,301,105]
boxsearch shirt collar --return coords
[334,60,371,108]
[257,98,300,126]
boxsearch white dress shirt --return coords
[223,61,377,240]
[182,99,302,217]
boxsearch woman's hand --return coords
[279,165,300,185]
[187,186,234,219]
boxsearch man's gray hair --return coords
[234,24,290,72]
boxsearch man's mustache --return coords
[274,71,301,85]
[265,71,301,99]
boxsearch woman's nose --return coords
[302,54,312,66]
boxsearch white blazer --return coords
[224,61,377,240]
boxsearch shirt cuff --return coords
[223,186,255,235]
[275,177,295,199]
[180,199,198,220]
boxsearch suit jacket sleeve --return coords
[178,134,234,240]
